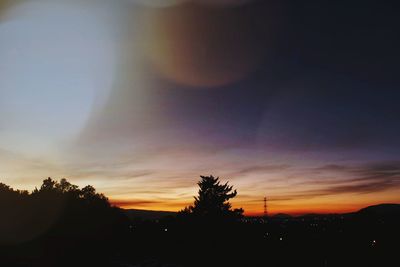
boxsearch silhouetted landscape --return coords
[1,176,398,267]
[1,1,399,266]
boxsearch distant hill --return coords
[124,209,177,220]
[122,204,400,221]
[357,203,400,216]
[273,213,292,219]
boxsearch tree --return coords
[182,175,244,220]
[56,178,79,193]
[39,177,57,191]
[0,178,130,264]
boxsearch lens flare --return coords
[0,0,116,155]
[141,1,273,88]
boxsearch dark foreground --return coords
[121,205,399,267]
[1,180,399,267]
[2,206,399,267]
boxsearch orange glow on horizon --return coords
[110,197,400,216]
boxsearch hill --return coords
[123,203,400,221]
[273,213,293,219]
[357,203,400,215]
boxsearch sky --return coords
[0,0,399,215]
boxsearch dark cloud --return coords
[321,180,397,195]
[353,162,400,176]
[242,196,298,202]
[301,161,400,197]
[110,198,189,209]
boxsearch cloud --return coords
[110,198,189,210]
[295,161,400,197]
[233,164,291,175]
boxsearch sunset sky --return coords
[0,0,399,215]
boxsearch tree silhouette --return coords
[182,175,243,220]
[0,178,130,266]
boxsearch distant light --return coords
[279,237,283,241]
[164,228,168,232]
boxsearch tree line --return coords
[0,175,244,266]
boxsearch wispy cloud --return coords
[233,164,291,175]
[280,161,400,199]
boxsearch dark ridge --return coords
[273,213,292,219]
[357,203,400,215]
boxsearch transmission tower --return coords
[263,197,268,217]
